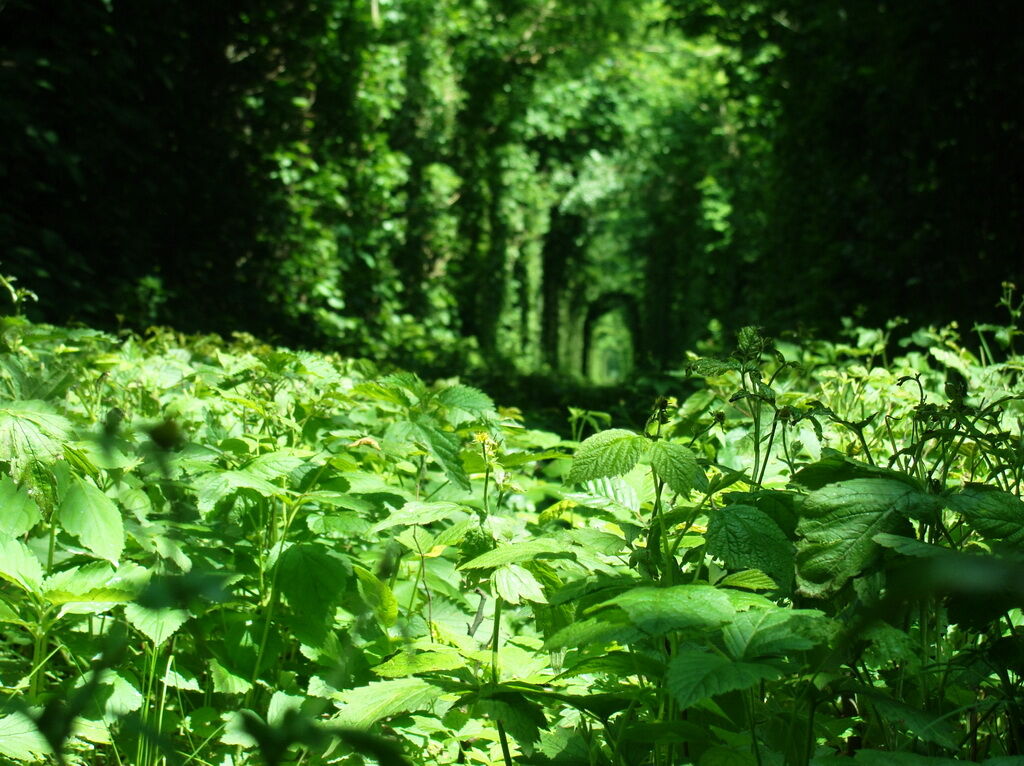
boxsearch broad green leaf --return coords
[193,470,283,514]
[460,538,576,570]
[796,479,928,595]
[0,597,26,625]
[331,678,444,728]
[717,569,778,591]
[267,691,305,726]
[373,649,466,678]
[873,533,950,558]
[354,564,398,627]
[57,475,124,564]
[474,694,546,752]
[567,429,648,485]
[210,658,252,694]
[43,562,134,609]
[401,420,470,491]
[706,505,793,586]
[722,608,828,661]
[163,665,202,691]
[124,602,190,646]
[0,475,41,537]
[0,399,72,473]
[276,543,351,645]
[792,449,922,492]
[865,693,958,749]
[243,450,312,482]
[649,441,700,497]
[947,486,1024,547]
[0,712,51,759]
[371,501,465,532]
[0,537,44,593]
[98,671,144,718]
[599,585,735,636]
[436,385,494,425]
[493,564,547,604]
[667,649,780,709]
[544,614,642,651]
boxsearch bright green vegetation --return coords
[0,298,1022,766]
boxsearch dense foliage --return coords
[0,294,1022,765]
[3,0,1021,376]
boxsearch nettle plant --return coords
[0,313,1022,766]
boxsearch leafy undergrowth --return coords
[0,312,1023,766]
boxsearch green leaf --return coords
[276,543,351,646]
[649,441,700,497]
[567,429,648,485]
[947,486,1024,547]
[796,479,928,595]
[474,693,546,753]
[373,649,466,678]
[331,678,444,728]
[717,570,778,591]
[0,537,44,594]
[722,608,829,661]
[371,501,465,532]
[599,585,735,636]
[706,505,794,586]
[0,400,72,473]
[0,475,41,538]
[43,562,135,610]
[353,564,398,627]
[436,385,494,425]
[460,538,576,570]
[667,649,780,710]
[124,602,190,646]
[493,564,547,604]
[210,658,252,694]
[57,475,124,564]
[163,664,202,691]
[0,712,51,760]
[792,448,922,492]
[405,420,470,491]
[193,470,283,515]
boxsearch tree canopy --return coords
[2,0,1021,377]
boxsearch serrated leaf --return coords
[124,602,190,646]
[475,693,546,753]
[722,608,829,660]
[353,564,398,627]
[57,476,124,564]
[706,505,793,586]
[277,543,351,645]
[193,470,283,514]
[373,649,467,678]
[493,564,547,604]
[163,664,202,691]
[371,501,465,532]
[460,538,576,570]
[649,441,700,497]
[210,658,252,694]
[0,537,44,593]
[600,585,735,636]
[436,385,494,425]
[667,649,780,709]
[947,486,1024,547]
[267,691,305,726]
[43,562,134,608]
[796,479,929,595]
[0,475,41,538]
[331,678,444,728]
[402,420,470,491]
[0,712,51,759]
[0,400,72,473]
[567,429,648,485]
[718,570,777,591]
[0,598,26,625]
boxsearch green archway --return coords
[583,292,638,385]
